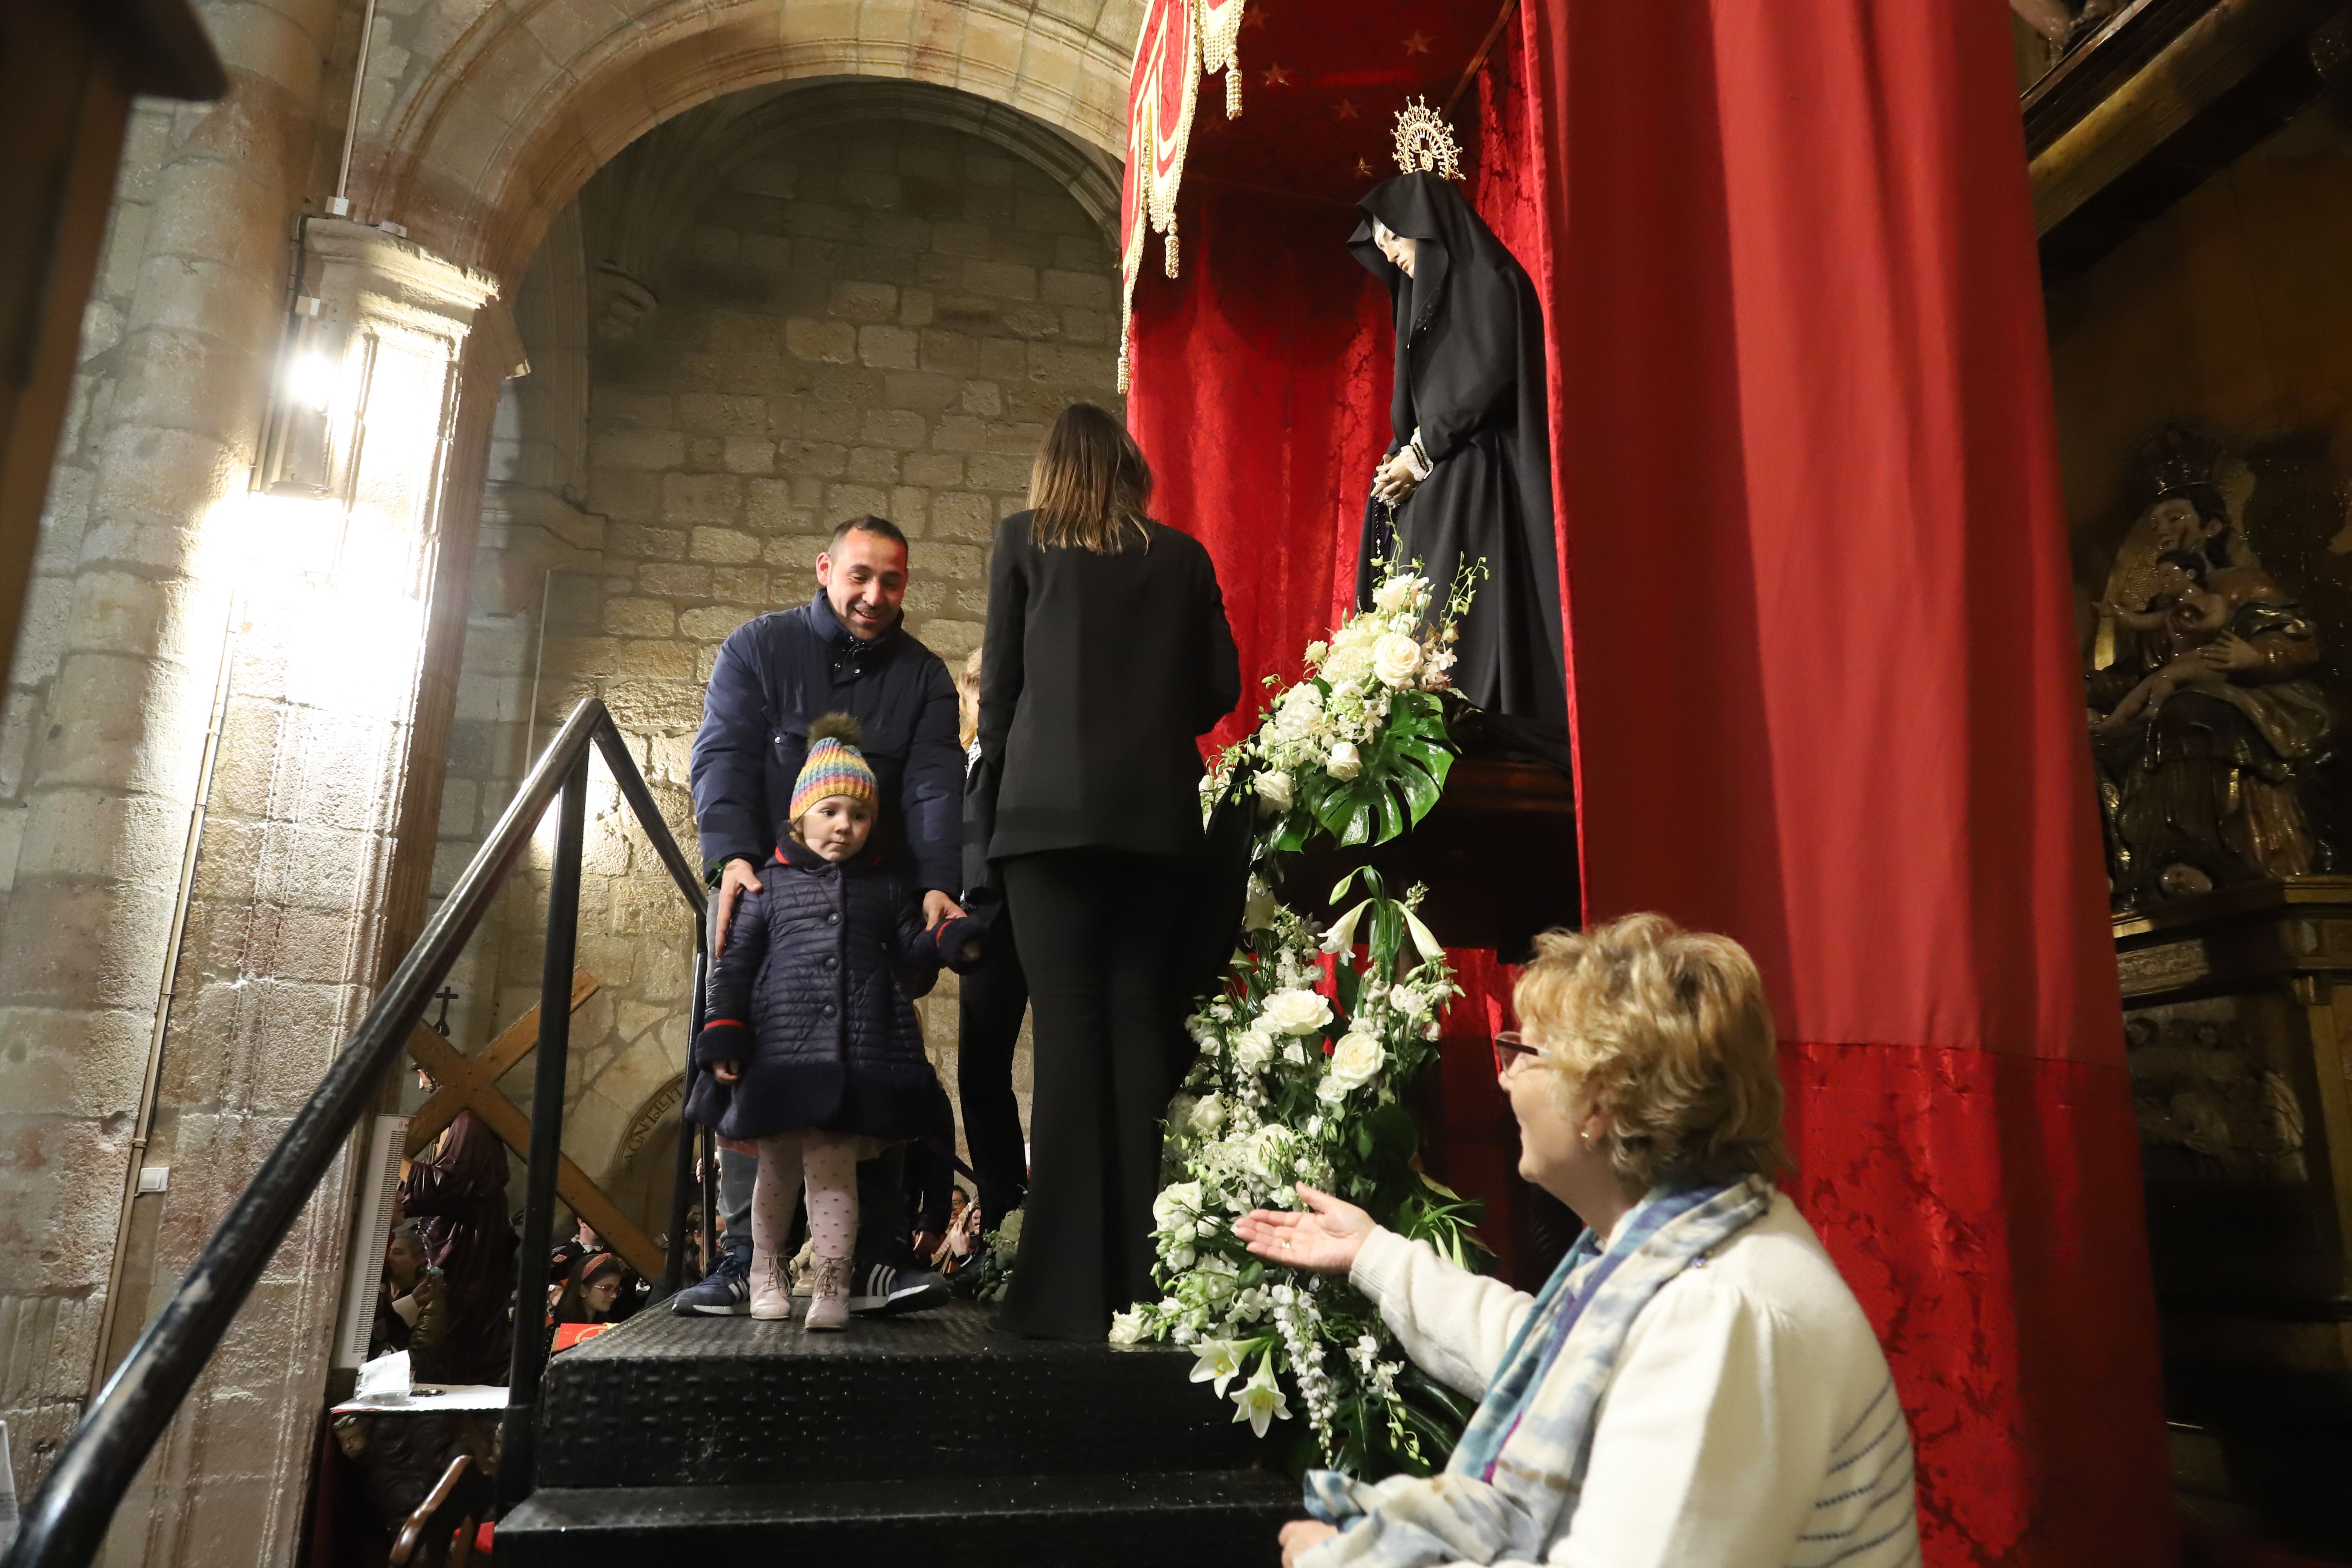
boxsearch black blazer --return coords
[972,511,1240,867]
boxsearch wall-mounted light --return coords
[257,294,343,496]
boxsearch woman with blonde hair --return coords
[1239,913,1920,1567]
[971,402,1240,1338]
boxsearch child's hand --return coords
[714,1061,743,1084]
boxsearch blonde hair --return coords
[1028,402,1152,553]
[956,647,982,750]
[1511,913,1787,1193]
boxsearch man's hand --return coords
[923,889,966,931]
[1280,1520,1340,1567]
[714,857,763,957]
[1236,1184,1377,1276]
[713,1061,743,1084]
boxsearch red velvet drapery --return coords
[1127,3,2172,1561]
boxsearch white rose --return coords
[1153,1181,1205,1230]
[1259,988,1332,1037]
[1192,1094,1228,1133]
[1315,1072,1348,1104]
[1325,741,1362,781]
[1329,1029,1386,1092]
[1373,576,1422,615]
[1334,617,1382,651]
[1231,1028,1276,1072]
[1283,1040,1307,1065]
[1255,769,1293,812]
[1108,1309,1147,1344]
[1372,633,1424,688]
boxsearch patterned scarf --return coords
[1302,1176,1776,1567]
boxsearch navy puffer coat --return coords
[684,838,983,1142]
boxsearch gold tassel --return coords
[1164,225,1179,278]
[1227,65,1243,118]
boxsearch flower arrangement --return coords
[1203,559,1481,854]
[1119,558,1490,1476]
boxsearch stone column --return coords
[89,221,502,1568]
[0,137,509,1567]
[0,0,341,1519]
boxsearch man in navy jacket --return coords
[675,514,966,1315]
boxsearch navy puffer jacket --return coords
[684,838,984,1142]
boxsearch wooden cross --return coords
[403,971,668,1282]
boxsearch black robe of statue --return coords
[1351,173,1566,740]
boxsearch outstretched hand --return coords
[1236,1184,1377,1276]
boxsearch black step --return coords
[496,1470,1296,1565]
[536,1302,1270,1488]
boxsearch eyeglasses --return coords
[1492,1030,1544,1077]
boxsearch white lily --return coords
[1189,1337,1248,1397]
[1230,1353,1292,1438]
[1321,897,1372,955]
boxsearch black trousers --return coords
[994,849,1183,1340]
[957,923,1031,1232]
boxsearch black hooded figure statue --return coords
[1350,170,1568,747]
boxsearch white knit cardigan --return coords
[1331,1192,1922,1568]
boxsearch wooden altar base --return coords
[2114,875,2352,1555]
[1284,753,1581,961]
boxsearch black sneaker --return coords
[848,1263,951,1316]
[669,1245,751,1315]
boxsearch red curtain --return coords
[1127,185,1393,755]
[1128,3,2173,1560]
[1485,2,2172,1562]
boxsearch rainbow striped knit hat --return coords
[790,713,879,825]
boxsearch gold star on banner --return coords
[1355,156,1376,178]
[1334,97,1359,120]
[1260,62,1294,86]
[1242,8,1267,29]
[1403,30,1432,55]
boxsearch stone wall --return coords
[431,109,1122,1217]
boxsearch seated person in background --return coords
[552,1251,626,1326]
[369,1225,443,1360]
[548,1215,602,1288]
[934,1188,986,1280]
[1240,913,1920,1568]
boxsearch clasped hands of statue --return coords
[1371,449,1423,507]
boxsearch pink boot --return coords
[804,1256,850,1331]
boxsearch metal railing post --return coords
[498,749,588,1512]
[655,928,710,1301]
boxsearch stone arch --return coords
[354,0,1138,282]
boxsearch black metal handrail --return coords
[2,698,710,1568]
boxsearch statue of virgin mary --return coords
[1349,124,1566,749]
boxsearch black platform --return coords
[496,1303,1296,1563]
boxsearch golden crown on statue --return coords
[1392,97,1463,180]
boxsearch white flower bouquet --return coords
[1204,556,1481,854]
[1122,553,1497,1477]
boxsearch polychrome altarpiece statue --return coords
[2087,425,2339,909]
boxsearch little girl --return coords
[684,715,983,1329]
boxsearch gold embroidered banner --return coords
[1118,0,1248,390]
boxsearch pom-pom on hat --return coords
[790,712,879,825]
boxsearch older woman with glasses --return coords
[1236,913,1920,1568]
